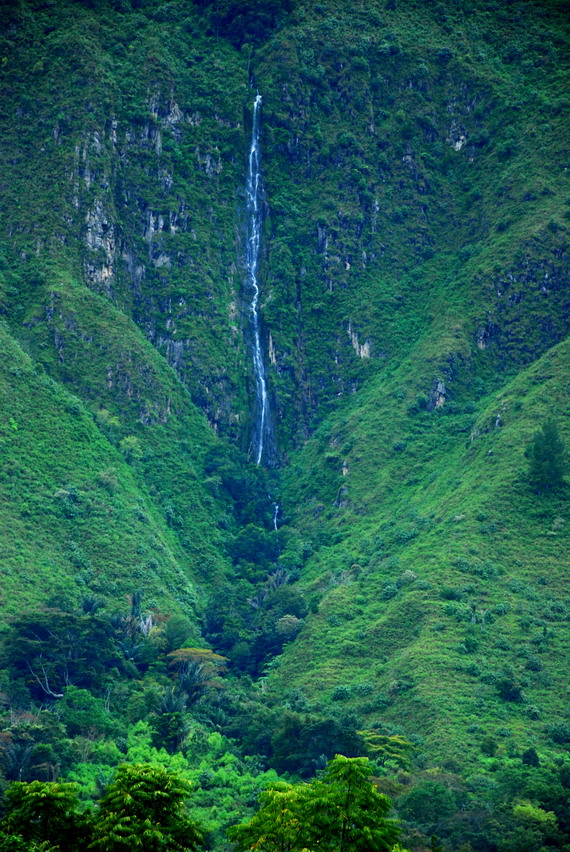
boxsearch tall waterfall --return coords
[246,93,269,465]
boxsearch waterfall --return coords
[246,93,269,466]
[273,502,279,531]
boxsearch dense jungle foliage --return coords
[0,0,569,849]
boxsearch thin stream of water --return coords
[245,93,268,466]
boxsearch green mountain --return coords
[0,0,569,849]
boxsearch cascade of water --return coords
[246,93,269,466]
[273,502,279,531]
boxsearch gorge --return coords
[0,0,568,849]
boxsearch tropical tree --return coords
[270,711,363,777]
[0,780,89,851]
[167,647,228,706]
[3,609,119,700]
[228,754,401,852]
[0,834,58,851]
[227,781,310,851]
[89,763,203,851]
[151,686,189,753]
[0,714,72,782]
[306,755,401,852]
[525,419,566,493]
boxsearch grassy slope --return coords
[0,319,207,617]
[275,337,569,766]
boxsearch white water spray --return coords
[246,93,269,466]
[273,502,279,531]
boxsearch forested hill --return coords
[0,0,569,849]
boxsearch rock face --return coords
[2,2,568,461]
[474,246,570,366]
[348,322,371,359]
[0,6,567,465]
[428,380,447,410]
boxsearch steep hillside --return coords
[0,0,569,849]
[249,0,570,771]
[276,337,569,762]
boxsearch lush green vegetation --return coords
[0,0,569,849]
[0,756,402,851]
[0,763,203,850]
[228,754,401,851]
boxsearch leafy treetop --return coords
[89,762,203,851]
[525,419,567,493]
[228,754,402,852]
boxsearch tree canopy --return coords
[89,763,203,851]
[0,780,87,851]
[228,754,401,852]
[0,765,204,852]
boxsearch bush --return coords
[119,435,143,462]
[331,685,352,701]
[547,723,570,744]
[481,737,497,756]
[205,0,294,48]
[353,682,374,697]
[397,570,417,587]
[527,706,542,720]
[399,781,457,824]
[440,587,462,601]
[522,747,540,766]
[525,419,567,493]
[497,676,524,702]
[544,600,567,621]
